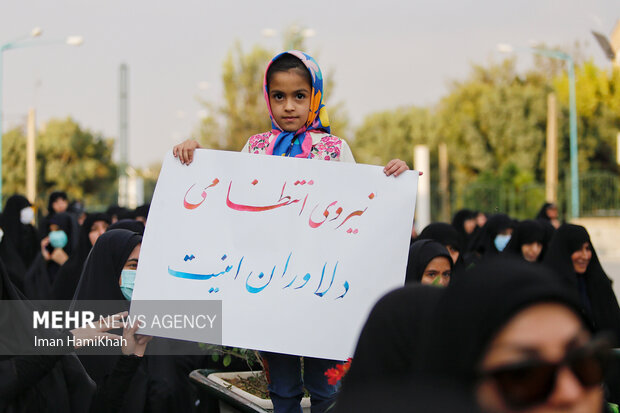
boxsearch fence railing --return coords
[435,170,620,221]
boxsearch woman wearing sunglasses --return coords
[424,257,615,413]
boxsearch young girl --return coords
[174,50,410,413]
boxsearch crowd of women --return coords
[0,188,619,413]
[336,203,620,412]
[0,191,205,412]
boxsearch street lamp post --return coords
[497,44,580,218]
[0,29,83,210]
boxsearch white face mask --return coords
[20,207,34,225]
[0,228,4,244]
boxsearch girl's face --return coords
[464,218,477,234]
[476,303,603,413]
[521,242,543,263]
[571,243,592,274]
[88,220,109,246]
[421,256,451,286]
[268,69,311,132]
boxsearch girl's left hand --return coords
[383,159,409,177]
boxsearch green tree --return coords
[352,106,436,167]
[435,59,551,189]
[2,118,117,210]
[2,126,28,198]
[554,61,620,174]
[37,118,117,208]
[197,42,273,151]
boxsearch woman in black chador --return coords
[423,257,616,411]
[73,229,200,413]
[542,224,620,338]
[503,219,546,263]
[52,213,110,300]
[0,195,39,292]
[543,224,620,403]
[23,212,76,300]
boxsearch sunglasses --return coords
[478,335,612,409]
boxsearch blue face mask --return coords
[120,269,136,301]
[494,234,512,252]
[49,230,68,249]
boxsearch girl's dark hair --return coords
[266,53,311,88]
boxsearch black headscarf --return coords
[51,213,111,301]
[0,195,39,278]
[405,240,452,283]
[467,213,514,258]
[47,191,68,216]
[0,258,95,412]
[71,229,199,411]
[74,229,141,303]
[133,204,150,221]
[535,202,556,221]
[334,377,480,413]
[72,229,141,387]
[48,212,78,256]
[335,285,481,413]
[23,213,80,300]
[452,209,477,250]
[343,285,444,386]
[108,219,145,235]
[418,222,463,253]
[537,217,556,260]
[423,257,585,387]
[543,224,620,339]
[503,219,545,262]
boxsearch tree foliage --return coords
[353,106,435,167]
[554,61,620,174]
[351,54,619,218]
[2,117,117,210]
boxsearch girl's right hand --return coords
[173,139,202,165]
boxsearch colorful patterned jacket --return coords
[242,132,356,163]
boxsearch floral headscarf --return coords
[264,50,330,158]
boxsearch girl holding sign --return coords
[174,51,410,413]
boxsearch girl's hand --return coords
[173,139,202,165]
[383,159,409,177]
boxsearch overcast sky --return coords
[1,0,618,168]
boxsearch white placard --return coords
[133,149,418,360]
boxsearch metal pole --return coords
[414,145,431,232]
[119,63,128,207]
[567,58,579,218]
[26,108,36,203]
[546,93,558,203]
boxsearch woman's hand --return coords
[41,237,51,261]
[173,139,202,165]
[50,248,69,266]
[122,319,152,357]
[383,159,409,177]
[69,312,126,349]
